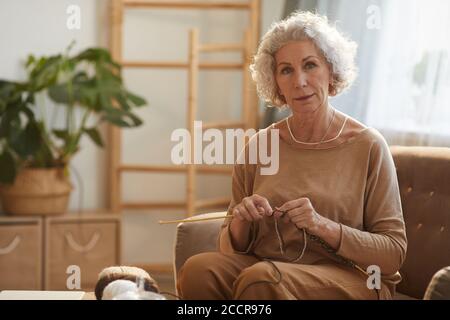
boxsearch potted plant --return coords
[0,43,146,215]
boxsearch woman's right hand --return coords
[232,194,273,222]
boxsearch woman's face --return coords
[274,40,333,113]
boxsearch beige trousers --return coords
[177,252,391,300]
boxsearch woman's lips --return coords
[294,94,314,101]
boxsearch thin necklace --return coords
[287,108,335,145]
[286,108,348,145]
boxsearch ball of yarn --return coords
[113,290,141,300]
[102,279,138,300]
[95,266,159,300]
[136,291,167,300]
[102,279,167,300]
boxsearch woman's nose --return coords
[295,72,307,88]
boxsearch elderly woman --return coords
[177,11,407,300]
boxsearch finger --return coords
[286,207,304,220]
[273,207,285,219]
[232,207,244,221]
[243,198,262,220]
[288,208,310,223]
[233,207,245,221]
[253,195,273,216]
[278,198,308,212]
[234,205,252,222]
[290,214,306,224]
[256,206,265,215]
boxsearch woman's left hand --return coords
[274,197,323,233]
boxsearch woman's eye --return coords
[304,62,317,70]
[280,67,292,74]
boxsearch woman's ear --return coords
[276,86,286,103]
[328,82,337,96]
[328,71,337,96]
[277,86,282,96]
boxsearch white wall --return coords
[0,0,283,265]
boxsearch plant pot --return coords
[0,167,73,216]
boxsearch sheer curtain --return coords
[365,0,450,146]
[264,0,450,147]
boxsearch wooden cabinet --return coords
[0,217,42,290]
[0,213,120,291]
[45,215,120,291]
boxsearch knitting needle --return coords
[158,208,287,225]
[158,215,232,225]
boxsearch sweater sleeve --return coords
[336,134,407,275]
[217,144,259,254]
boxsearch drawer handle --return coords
[65,232,101,253]
[0,235,21,255]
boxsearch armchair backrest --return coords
[174,212,224,283]
[390,146,450,299]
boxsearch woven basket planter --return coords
[0,167,73,216]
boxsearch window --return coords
[365,0,450,137]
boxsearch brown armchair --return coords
[173,146,450,299]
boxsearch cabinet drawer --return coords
[46,219,119,291]
[0,220,42,290]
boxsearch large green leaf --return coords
[84,127,104,147]
[28,55,64,91]
[0,110,14,138]
[0,80,17,102]
[126,91,146,107]
[0,81,25,114]
[47,83,70,104]
[48,81,82,104]
[33,139,56,168]
[2,112,21,143]
[79,87,98,109]
[102,107,142,128]
[0,81,37,145]
[26,54,36,68]
[97,91,110,111]
[0,149,16,184]
[114,93,131,111]
[48,72,100,110]
[52,129,70,144]
[103,113,132,127]
[9,121,41,158]
[73,48,121,70]
[76,75,101,110]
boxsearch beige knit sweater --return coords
[218,125,407,295]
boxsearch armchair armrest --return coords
[173,212,225,285]
[424,267,450,300]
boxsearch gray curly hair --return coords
[250,11,358,107]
